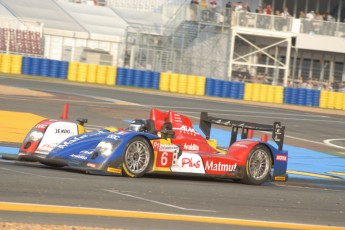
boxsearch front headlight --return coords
[97,141,115,158]
[29,131,44,141]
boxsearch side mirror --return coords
[77,118,88,126]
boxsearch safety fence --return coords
[0,54,344,111]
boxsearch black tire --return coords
[122,136,153,178]
[240,144,272,185]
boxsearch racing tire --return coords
[122,136,153,178]
[241,144,272,185]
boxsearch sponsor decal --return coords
[35,124,47,129]
[107,167,121,174]
[181,157,201,168]
[173,126,199,136]
[117,131,128,135]
[171,153,205,174]
[156,146,179,168]
[107,134,120,140]
[80,150,94,155]
[86,163,96,168]
[274,176,287,181]
[70,154,87,160]
[173,114,182,123]
[232,143,248,148]
[159,144,179,152]
[55,128,71,134]
[205,161,237,172]
[56,135,88,149]
[36,143,55,154]
[152,141,160,151]
[276,154,287,162]
[183,143,199,151]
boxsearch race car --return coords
[21,108,288,185]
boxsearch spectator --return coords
[225,1,232,23]
[314,12,324,34]
[255,6,262,14]
[235,2,243,12]
[263,4,272,15]
[339,84,345,93]
[305,10,315,33]
[209,0,218,22]
[299,10,306,19]
[200,0,209,21]
[190,0,199,21]
[325,13,336,35]
[243,2,251,12]
[281,7,290,17]
[274,10,283,30]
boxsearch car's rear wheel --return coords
[122,136,153,177]
[241,144,272,185]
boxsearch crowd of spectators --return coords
[190,1,340,32]
[289,78,345,92]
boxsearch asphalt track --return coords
[0,75,345,229]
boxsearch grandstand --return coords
[0,0,344,88]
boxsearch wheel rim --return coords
[124,141,150,174]
[248,149,270,180]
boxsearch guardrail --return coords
[299,18,345,37]
[234,12,294,33]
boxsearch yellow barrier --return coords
[0,54,2,67]
[178,74,188,94]
[87,64,97,83]
[187,75,197,95]
[259,84,268,102]
[335,92,344,110]
[106,66,117,86]
[0,54,11,74]
[77,63,88,82]
[196,76,206,96]
[159,72,170,91]
[67,62,78,81]
[169,73,179,92]
[274,86,284,104]
[327,91,336,109]
[10,54,22,74]
[96,65,107,84]
[266,85,275,103]
[319,90,328,108]
[342,93,345,111]
[252,84,261,102]
[244,83,253,101]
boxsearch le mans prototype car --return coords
[17,108,288,185]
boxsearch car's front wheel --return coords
[122,136,153,177]
[241,144,272,185]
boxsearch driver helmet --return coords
[128,119,148,132]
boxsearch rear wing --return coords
[199,112,285,150]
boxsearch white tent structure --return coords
[0,0,171,65]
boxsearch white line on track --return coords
[324,139,345,150]
[103,189,216,213]
[261,131,345,149]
